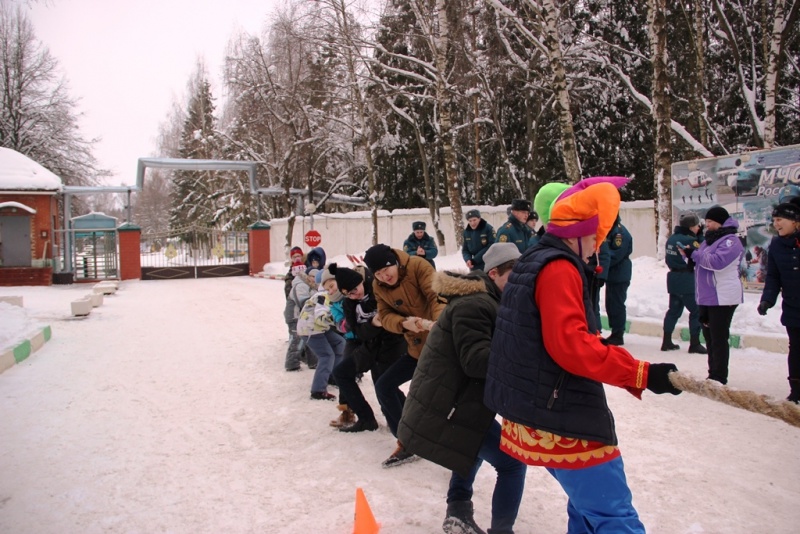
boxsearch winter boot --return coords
[601,333,624,346]
[787,378,800,404]
[329,404,356,428]
[442,501,486,534]
[688,334,707,354]
[381,440,419,468]
[339,416,379,433]
[660,332,680,351]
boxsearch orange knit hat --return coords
[546,176,629,247]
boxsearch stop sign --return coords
[304,230,322,247]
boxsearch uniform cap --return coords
[510,199,531,212]
[679,212,700,229]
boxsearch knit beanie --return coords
[534,183,570,225]
[704,205,730,225]
[679,212,700,229]
[772,197,800,222]
[290,246,303,258]
[319,266,336,286]
[483,242,521,272]
[547,176,629,245]
[363,244,398,274]
[329,263,363,292]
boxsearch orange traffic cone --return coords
[353,487,380,534]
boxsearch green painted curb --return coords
[600,316,631,333]
[43,325,52,341]
[13,340,31,363]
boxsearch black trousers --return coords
[332,342,392,422]
[787,326,800,380]
[699,305,737,384]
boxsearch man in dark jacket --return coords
[399,242,526,534]
[461,209,495,271]
[485,179,682,534]
[601,216,633,345]
[403,221,438,267]
[329,263,407,432]
[661,212,706,353]
[495,199,533,254]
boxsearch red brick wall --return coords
[0,267,53,286]
[248,226,271,275]
[118,227,141,281]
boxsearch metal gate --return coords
[139,226,249,280]
[52,228,119,281]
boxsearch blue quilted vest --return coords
[484,234,618,445]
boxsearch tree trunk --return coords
[540,0,581,183]
[649,0,673,259]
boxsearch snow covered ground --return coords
[1,253,798,533]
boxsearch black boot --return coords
[601,333,624,346]
[788,378,800,404]
[660,332,680,351]
[339,417,379,433]
[443,501,486,534]
[688,334,707,354]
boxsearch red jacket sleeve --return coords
[535,259,648,396]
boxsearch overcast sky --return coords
[21,0,279,186]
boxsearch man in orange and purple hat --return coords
[485,177,682,533]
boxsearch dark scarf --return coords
[704,225,737,245]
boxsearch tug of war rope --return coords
[668,371,800,428]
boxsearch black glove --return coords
[647,363,682,395]
[683,245,695,258]
[757,301,770,316]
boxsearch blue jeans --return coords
[546,456,644,534]
[373,353,416,437]
[306,329,345,393]
[448,419,527,532]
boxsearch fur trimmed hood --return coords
[432,270,498,301]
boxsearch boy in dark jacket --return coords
[661,212,706,353]
[399,242,527,534]
[757,197,800,402]
[485,178,682,534]
[329,263,406,432]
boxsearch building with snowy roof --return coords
[0,148,63,286]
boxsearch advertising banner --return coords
[671,144,800,290]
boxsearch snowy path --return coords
[1,276,798,533]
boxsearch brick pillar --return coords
[117,223,141,281]
[248,221,271,275]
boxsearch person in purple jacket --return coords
[686,206,744,385]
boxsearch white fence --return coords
[268,200,658,264]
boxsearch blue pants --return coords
[306,329,345,393]
[663,292,701,337]
[546,456,643,534]
[373,353,416,437]
[448,419,527,532]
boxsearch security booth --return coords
[70,212,118,281]
[0,148,62,287]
